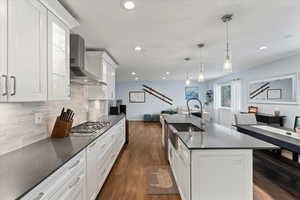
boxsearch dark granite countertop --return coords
[236,124,300,153]
[163,114,278,150]
[0,114,125,200]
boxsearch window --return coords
[220,84,231,108]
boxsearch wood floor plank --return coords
[98,121,299,200]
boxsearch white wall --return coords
[207,54,300,128]
[116,80,208,120]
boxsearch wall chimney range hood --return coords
[70,34,107,85]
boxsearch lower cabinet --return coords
[86,118,126,200]
[50,169,86,200]
[21,118,126,200]
[169,138,253,200]
[168,140,190,200]
[21,151,86,200]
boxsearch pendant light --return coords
[197,43,205,82]
[184,58,191,86]
[222,14,233,73]
[185,73,191,86]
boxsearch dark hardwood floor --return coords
[98,121,300,200]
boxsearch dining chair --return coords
[294,116,300,130]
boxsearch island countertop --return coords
[163,114,278,150]
[0,114,125,200]
[236,124,300,154]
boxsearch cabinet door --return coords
[104,60,116,100]
[50,172,85,200]
[86,141,99,200]
[101,58,108,84]
[86,51,101,78]
[0,0,7,101]
[8,0,47,102]
[48,11,70,100]
[108,64,116,100]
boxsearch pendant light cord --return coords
[226,21,230,58]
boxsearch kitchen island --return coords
[162,114,277,200]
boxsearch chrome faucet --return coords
[186,98,203,120]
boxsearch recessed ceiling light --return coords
[131,72,136,75]
[134,46,142,51]
[122,0,135,10]
[259,46,268,50]
[135,77,139,80]
[162,77,166,80]
[166,72,170,75]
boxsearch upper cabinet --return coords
[87,51,118,100]
[0,0,78,102]
[7,0,47,102]
[48,11,70,100]
[0,0,7,102]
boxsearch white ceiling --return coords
[59,0,300,82]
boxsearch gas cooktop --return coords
[70,121,111,136]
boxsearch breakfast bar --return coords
[236,125,300,162]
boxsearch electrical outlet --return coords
[35,113,43,124]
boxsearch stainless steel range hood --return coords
[70,34,107,85]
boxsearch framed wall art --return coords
[129,91,145,103]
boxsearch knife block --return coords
[51,117,73,138]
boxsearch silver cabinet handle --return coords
[33,192,45,200]
[10,76,16,96]
[69,160,80,170]
[89,141,97,148]
[68,176,81,189]
[1,75,7,96]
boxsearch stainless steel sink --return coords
[170,123,203,132]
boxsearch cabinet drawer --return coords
[21,151,85,200]
[50,168,85,200]
[177,139,190,166]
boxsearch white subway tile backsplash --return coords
[0,83,99,156]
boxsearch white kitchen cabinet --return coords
[0,0,77,102]
[7,0,47,102]
[47,11,70,100]
[86,140,100,200]
[21,151,86,200]
[169,140,253,200]
[86,119,125,200]
[21,118,125,200]
[50,170,86,200]
[85,51,107,83]
[0,0,7,102]
[87,51,117,100]
[105,60,116,99]
[169,139,190,200]
[191,150,252,200]
[174,140,190,200]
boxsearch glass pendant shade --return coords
[198,63,205,82]
[185,79,191,86]
[223,55,232,73]
[185,72,191,86]
[198,73,204,82]
[222,14,233,73]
